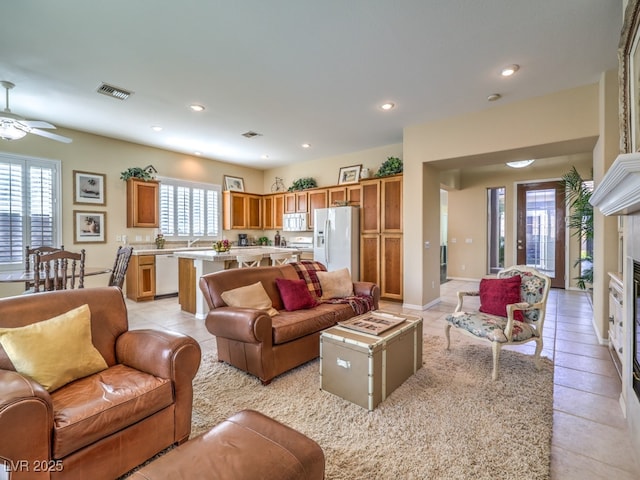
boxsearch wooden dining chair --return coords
[269,252,299,266]
[33,249,86,292]
[25,245,64,290]
[108,246,134,289]
[236,254,263,268]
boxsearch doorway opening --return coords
[516,181,566,288]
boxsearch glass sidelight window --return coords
[487,187,505,274]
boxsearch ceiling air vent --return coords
[241,130,262,138]
[96,83,133,100]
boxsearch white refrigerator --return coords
[313,206,359,281]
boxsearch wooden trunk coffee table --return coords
[319,311,423,411]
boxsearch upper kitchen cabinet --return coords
[307,189,328,229]
[360,175,402,233]
[328,185,361,207]
[284,191,308,213]
[127,179,159,228]
[262,193,284,230]
[223,191,262,230]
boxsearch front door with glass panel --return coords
[516,181,565,288]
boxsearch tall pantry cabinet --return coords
[360,175,403,300]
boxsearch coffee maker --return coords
[238,233,249,246]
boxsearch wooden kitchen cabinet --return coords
[223,191,262,229]
[284,191,308,213]
[360,234,380,287]
[126,255,156,301]
[178,257,196,314]
[127,179,159,228]
[381,176,402,232]
[307,189,328,229]
[359,175,403,300]
[328,185,362,206]
[381,233,403,300]
[328,187,347,206]
[262,194,284,230]
[361,180,381,233]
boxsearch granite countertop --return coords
[156,246,299,261]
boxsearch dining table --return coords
[0,267,112,283]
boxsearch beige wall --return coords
[262,143,402,192]
[0,129,264,297]
[404,82,607,308]
[444,154,592,286]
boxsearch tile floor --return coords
[126,280,640,479]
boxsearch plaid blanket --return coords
[290,261,327,298]
[290,261,374,315]
[324,295,375,316]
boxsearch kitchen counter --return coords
[173,246,298,261]
[173,247,300,319]
[131,246,300,256]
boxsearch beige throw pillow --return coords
[0,304,108,391]
[221,281,279,316]
[316,268,354,300]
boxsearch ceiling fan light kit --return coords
[0,81,72,143]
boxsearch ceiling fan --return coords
[0,81,72,143]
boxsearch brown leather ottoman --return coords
[129,410,325,480]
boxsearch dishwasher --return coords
[155,254,179,297]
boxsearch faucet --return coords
[187,237,201,248]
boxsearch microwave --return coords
[283,212,309,231]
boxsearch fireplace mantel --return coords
[590,152,640,216]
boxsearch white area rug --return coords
[191,334,553,479]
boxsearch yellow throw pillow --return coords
[221,281,279,316]
[0,304,108,391]
[316,268,354,300]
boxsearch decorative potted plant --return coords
[120,165,157,181]
[375,157,403,177]
[288,177,317,191]
[561,166,593,290]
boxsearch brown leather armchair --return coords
[0,287,201,480]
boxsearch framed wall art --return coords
[73,170,106,205]
[338,164,362,185]
[620,0,640,153]
[74,210,106,243]
[224,175,245,192]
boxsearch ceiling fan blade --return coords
[18,119,55,129]
[29,128,72,143]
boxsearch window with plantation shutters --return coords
[158,177,221,240]
[0,153,61,269]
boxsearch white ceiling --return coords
[0,0,622,169]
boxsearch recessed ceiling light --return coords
[194,151,202,156]
[506,159,535,168]
[501,64,520,77]
[261,154,269,159]
[302,143,311,148]
[487,93,502,102]
[380,102,395,110]
[189,104,205,112]
[151,125,163,132]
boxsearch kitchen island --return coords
[174,247,299,319]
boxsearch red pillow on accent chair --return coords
[275,278,319,311]
[479,275,524,321]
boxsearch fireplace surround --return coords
[634,261,640,400]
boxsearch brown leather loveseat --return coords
[199,263,379,384]
[0,287,202,480]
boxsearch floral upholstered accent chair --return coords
[444,265,551,380]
